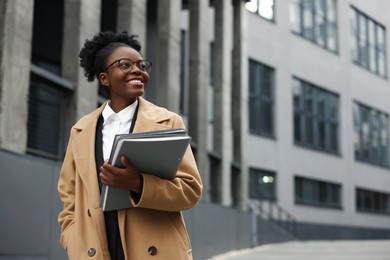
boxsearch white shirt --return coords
[102,100,138,161]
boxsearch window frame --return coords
[356,187,390,215]
[245,0,276,22]
[249,59,276,138]
[249,168,277,201]
[295,175,342,209]
[290,0,338,52]
[27,65,73,160]
[353,101,389,167]
[350,6,387,78]
[293,77,340,154]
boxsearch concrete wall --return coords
[0,149,65,259]
[295,221,390,240]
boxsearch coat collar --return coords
[71,97,173,208]
[73,97,172,132]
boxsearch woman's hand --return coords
[99,156,141,193]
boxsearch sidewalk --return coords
[208,240,390,260]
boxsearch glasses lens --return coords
[118,60,133,71]
[137,61,152,73]
[118,59,152,73]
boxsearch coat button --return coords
[87,248,96,257]
[148,246,157,256]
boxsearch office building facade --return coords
[0,0,390,258]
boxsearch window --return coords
[29,0,70,160]
[180,30,188,115]
[100,0,117,32]
[99,0,118,101]
[250,168,276,200]
[293,77,339,153]
[249,60,275,137]
[295,176,341,208]
[353,102,389,167]
[209,42,215,122]
[31,0,64,75]
[209,153,221,203]
[350,6,387,77]
[245,0,275,21]
[290,0,338,52]
[27,68,72,160]
[357,188,390,215]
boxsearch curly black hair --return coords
[79,31,142,82]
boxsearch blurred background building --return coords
[0,0,390,259]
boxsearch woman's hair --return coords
[79,31,142,82]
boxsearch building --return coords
[0,0,389,259]
[245,0,390,238]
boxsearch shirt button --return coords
[87,248,96,257]
[148,246,157,256]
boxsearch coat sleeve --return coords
[132,115,203,212]
[57,131,76,250]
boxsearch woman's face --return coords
[99,46,149,107]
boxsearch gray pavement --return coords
[208,240,390,260]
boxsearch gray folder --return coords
[100,129,191,211]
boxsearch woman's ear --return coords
[99,72,109,87]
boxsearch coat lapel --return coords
[132,97,172,133]
[72,103,106,208]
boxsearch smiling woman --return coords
[98,46,149,111]
[57,31,202,260]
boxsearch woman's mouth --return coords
[127,78,144,86]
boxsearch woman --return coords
[58,31,202,259]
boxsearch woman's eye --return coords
[120,62,131,69]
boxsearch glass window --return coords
[290,0,301,33]
[368,20,377,73]
[245,0,275,21]
[326,0,337,50]
[351,6,387,77]
[302,0,314,39]
[29,0,69,160]
[209,155,221,203]
[290,0,338,52]
[249,59,275,137]
[259,0,274,20]
[250,168,276,200]
[293,77,339,153]
[350,9,358,61]
[357,188,390,214]
[354,102,389,167]
[295,176,342,208]
[27,72,70,160]
[380,114,389,165]
[377,26,387,77]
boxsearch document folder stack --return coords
[100,128,191,211]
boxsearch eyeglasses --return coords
[104,58,152,73]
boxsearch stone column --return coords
[0,0,34,153]
[156,0,181,112]
[62,0,101,123]
[232,0,249,211]
[117,0,147,51]
[213,0,233,207]
[188,0,210,201]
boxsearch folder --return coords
[100,129,191,211]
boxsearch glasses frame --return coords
[103,58,152,73]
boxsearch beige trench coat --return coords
[58,97,202,259]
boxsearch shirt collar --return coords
[102,99,138,124]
